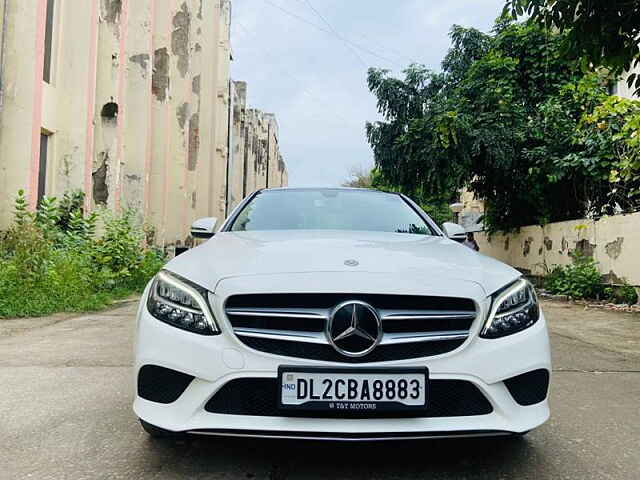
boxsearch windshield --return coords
[229,189,436,235]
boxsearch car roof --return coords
[259,187,399,195]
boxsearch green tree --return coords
[366,19,636,232]
[505,0,640,95]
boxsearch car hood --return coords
[165,230,520,297]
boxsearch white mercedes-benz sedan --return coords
[133,187,551,441]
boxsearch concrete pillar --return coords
[93,0,127,211]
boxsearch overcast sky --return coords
[230,0,504,187]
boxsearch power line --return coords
[290,0,416,65]
[301,0,367,68]
[261,0,402,68]
[233,19,363,129]
[352,30,418,66]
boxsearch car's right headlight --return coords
[147,270,219,335]
[480,278,540,339]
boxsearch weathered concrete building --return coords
[227,80,287,212]
[0,0,286,247]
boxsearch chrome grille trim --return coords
[225,308,328,320]
[380,311,475,321]
[233,327,470,345]
[380,331,470,345]
[234,328,327,344]
[225,295,477,358]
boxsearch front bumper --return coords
[133,289,552,439]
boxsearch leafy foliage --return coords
[0,191,165,318]
[505,0,640,95]
[546,253,639,304]
[574,96,640,200]
[603,284,638,305]
[366,19,640,232]
[545,254,603,299]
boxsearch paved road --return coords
[1,300,639,479]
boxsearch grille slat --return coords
[225,293,475,311]
[380,330,470,344]
[225,293,476,362]
[225,308,329,319]
[380,310,475,320]
[233,328,328,344]
[239,335,467,363]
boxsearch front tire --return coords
[139,419,183,438]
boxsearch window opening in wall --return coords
[38,133,50,205]
[43,0,55,83]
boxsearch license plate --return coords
[278,367,428,412]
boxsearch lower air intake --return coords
[504,369,550,406]
[205,377,493,418]
[137,365,194,404]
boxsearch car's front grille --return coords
[204,377,493,417]
[225,293,476,362]
[240,336,466,363]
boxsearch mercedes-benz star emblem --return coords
[327,300,382,357]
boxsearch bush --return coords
[545,254,604,299]
[603,284,638,305]
[0,190,165,318]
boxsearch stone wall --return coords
[476,212,640,286]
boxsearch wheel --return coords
[139,419,184,438]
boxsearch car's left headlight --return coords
[480,278,540,339]
[147,270,219,335]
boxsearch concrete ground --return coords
[1,299,638,480]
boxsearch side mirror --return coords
[190,217,218,239]
[442,222,466,242]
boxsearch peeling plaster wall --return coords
[264,113,280,189]
[210,0,231,222]
[227,80,246,211]
[120,0,152,221]
[0,0,39,229]
[0,0,232,245]
[0,0,287,246]
[193,0,220,231]
[475,212,640,286]
[0,0,5,103]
